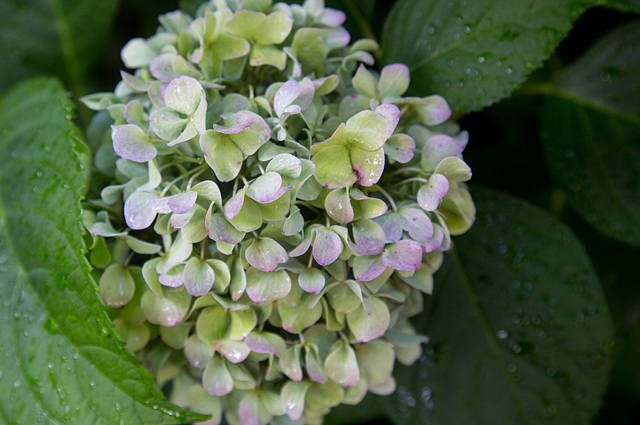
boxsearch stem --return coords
[392,177,428,187]
[377,187,398,212]
[161,165,206,196]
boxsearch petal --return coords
[149,53,178,82]
[325,340,360,387]
[246,269,292,305]
[245,237,288,272]
[167,191,197,214]
[224,188,245,220]
[298,268,325,293]
[228,112,271,155]
[418,95,452,126]
[320,8,346,26]
[421,134,465,172]
[213,112,254,134]
[246,172,284,204]
[399,207,434,241]
[312,227,342,266]
[375,103,401,139]
[274,80,301,118]
[200,130,244,182]
[378,64,410,100]
[353,254,387,282]
[313,143,356,189]
[346,110,389,151]
[149,107,187,142]
[384,133,415,163]
[164,76,205,115]
[373,212,404,243]
[184,257,215,296]
[382,240,423,271]
[417,174,450,211]
[112,124,157,162]
[352,64,377,98]
[324,187,354,224]
[351,219,385,255]
[346,298,390,343]
[124,188,158,230]
[350,145,385,187]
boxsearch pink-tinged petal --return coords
[89,222,127,238]
[312,227,342,266]
[288,232,313,257]
[378,64,410,99]
[124,188,158,230]
[224,189,245,220]
[384,133,415,163]
[324,187,354,224]
[421,95,452,126]
[213,112,254,134]
[298,268,325,293]
[245,237,288,272]
[353,255,387,282]
[112,124,157,162]
[238,393,261,425]
[351,146,385,187]
[149,53,177,83]
[282,381,310,421]
[313,75,339,95]
[347,298,390,343]
[324,341,360,387]
[295,77,315,111]
[417,174,449,211]
[375,103,401,139]
[203,356,234,396]
[170,207,196,228]
[374,212,403,244]
[213,340,251,364]
[320,8,346,26]
[167,191,198,214]
[422,224,445,253]
[246,172,283,204]
[274,80,301,118]
[383,240,423,271]
[146,196,172,214]
[184,257,215,296]
[158,265,186,288]
[351,219,385,255]
[211,213,245,244]
[164,76,205,116]
[245,331,286,356]
[422,134,465,171]
[400,207,434,241]
[325,27,350,49]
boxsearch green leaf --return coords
[542,96,640,246]
[599,0,640,12]
[0,0,120,92]
[383,187,613,425]
[0,78,207,424]
[382,0,591,112]
[552,20,640,122]
[542,21,640,246]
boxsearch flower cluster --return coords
[81,1,475,424]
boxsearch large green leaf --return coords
[0,78,207,425]
[0,0,120,92]
[383,187,613,425]
[542,21,640,246]
[381,0,591,112]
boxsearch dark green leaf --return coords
[541,21,640,246]
[599,0,640,13]
[0,0,121,92]
[383,187,613,425]
[382,0,590,112]
[0,78,207,424]
[552,20,640,122]
[542,96,640,246]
